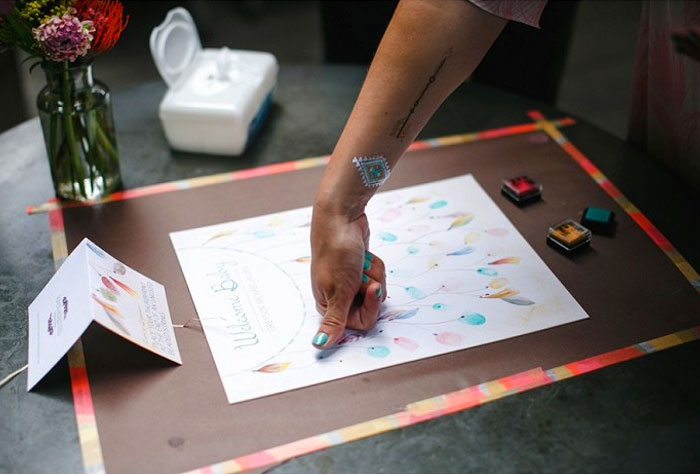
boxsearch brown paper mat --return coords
[62,132,700,473]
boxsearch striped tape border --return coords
[41,113,699,474]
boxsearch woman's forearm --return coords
[315,0,507,219]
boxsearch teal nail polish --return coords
[312,332,329,347]
[362,274,369,283]
[364,260,371,270]
[365,251,372,261]
[376,287,382,298]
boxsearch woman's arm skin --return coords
[310,0,507,349]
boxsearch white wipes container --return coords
[150,7,279,155]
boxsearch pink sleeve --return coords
[468,0,548,28]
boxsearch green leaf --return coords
[4,8,38,53]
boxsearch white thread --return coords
[0,364,28,389]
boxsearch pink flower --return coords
[32,8,94,62]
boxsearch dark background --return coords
[2,0,640,140]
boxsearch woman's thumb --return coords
[312,295,351,349]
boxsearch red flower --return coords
[75,0,128,54]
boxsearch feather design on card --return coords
[254,229,275,238]
[379,208,402,222]
[367,346,391,357]
[294,256,311,263]
[464,231,480,243]
[489,278,508,289]
[92,294,122,317]
[256,362,291,373]
[267,215,285,227]
[389,268,413,279]
[437,212,469,218]
[459,312,486,325]
[203,228,237,244]
[502,296,535,306]
[428,256,440,270]
[395,308,419,319]
[407,224,431,233]
[86,242,106,258]
[99,288,117,302]
[405,286,426,300]
[105,309,130,335]
[429,241,445,250]
[379,231,398,242]
[486,228,508,237]
[109,277,138,298]
[447,246,475,256]
[337,332,365,345]
[393,337,419,351]
[448,212,474,230]
[102,276,118,293]
[379,308,419,322]
[435,332,463,346]
[488,256,521,265]
[477,267,498,276]
[429,200,447,209]
[482,288,520,299]
[406,196,430,204]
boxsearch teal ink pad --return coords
[547,219,592,253]
[581,206,615,235]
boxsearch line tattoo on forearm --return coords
[393,52,450,140]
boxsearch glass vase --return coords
[37,59,122,202]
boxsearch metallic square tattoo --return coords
[352,155,391,188]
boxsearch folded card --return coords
[27,238,181,390]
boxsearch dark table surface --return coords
[1,65,699,474]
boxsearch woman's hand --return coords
[310,205,386,349]
[307,0,505,348]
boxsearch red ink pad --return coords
[501,175,542,204]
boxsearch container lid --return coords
[149,7,202,87]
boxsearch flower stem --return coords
[76,116,96,191]
[61,60,87,199]
[48,112,58,186]
[95,122,118,160]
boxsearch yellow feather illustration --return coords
[429,241,445,250]
[268,215,285,227]
[489,278,508,289]
[464,231,480,243]
[448,212,474,230]
[406,196,430,204]
[488,256,521,265]
[203,228,237,244]
[428,256,440,270]
[482,288,520,299]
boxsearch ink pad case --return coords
[547,219,592,253]
[581,206,616,235]
[501,175,542,204]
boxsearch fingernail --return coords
[362,274,369,283]
[365,251,372,260]
[312,332,329,347]
[364,260,371,270]
[376,287,382,298]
